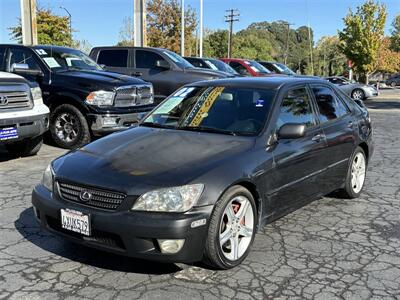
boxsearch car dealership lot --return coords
[0,89,399,299]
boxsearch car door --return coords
[96,49,130,75]
[268,85,327,215]
[309,84,356,190]
[132,49,176,102]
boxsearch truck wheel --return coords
[50,104,91,149]
[203,185,257,269]
[5,135,43,157]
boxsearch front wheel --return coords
[203,185,257,269]
[340,147,367,198]
[351,89,365,100]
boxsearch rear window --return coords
[97,49,128,67]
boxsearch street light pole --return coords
[199,0,203,57]
[181,0,185,56]
[60,6,72,46]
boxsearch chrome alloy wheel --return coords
[219,196,254,261]
[55,112,79,143]
[351,152,366,194]
[352,89,364,100]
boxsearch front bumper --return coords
[32,184,213,263]
[364,89,379,98]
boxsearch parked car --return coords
[258,61,296,76]
[0,44,154,149]
[385,74,400,87]
[90,47,230,103]
[184,57,239,76]
[219,58,279,77]
[0,71,49,156]
[32,76,373,269]
[324,76,378,100]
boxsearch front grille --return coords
[0,91,32,110]
[114,85,153,107]
[57,181,126,211]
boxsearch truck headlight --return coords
[85,90,115,106]
[131,184,204,212]
[30,87,43,105]
[41,164,54,192]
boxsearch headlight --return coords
[41,164,54,192]
[85,90,115,106]
[30,87,43,104]
[131,184,204,212]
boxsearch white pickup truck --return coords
[0,72,49,157]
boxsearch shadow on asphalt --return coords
[15,207,183,275]
[364,101,400,110]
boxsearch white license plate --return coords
[61,209,91,236]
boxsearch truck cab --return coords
[0,45,154,149]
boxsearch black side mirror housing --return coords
[11,63,43,77]
[278,123,306,139]
[155,60,170,69]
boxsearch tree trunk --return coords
[365,73,369,85]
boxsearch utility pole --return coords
[283,22,294,65]
[134,0,146,47]
[59,6,72,46]
[225,9,239,59]
[199,0,203,57]
[20,0,37,45]
[181,0,185,56]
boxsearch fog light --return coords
[102,116,118,127]
[157,239,185,254]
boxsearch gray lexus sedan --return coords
[325,76,378,100]
[32,77,373,269]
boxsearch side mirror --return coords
[11,63,43,76]
[155,60,170,69]
[278,123,306,139]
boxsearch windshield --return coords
[244,60,271,74]
[162,50,195,69]
[142,86,275,136]
[34,47,103,72]
[204,59,238,75]
[273,63,296,75]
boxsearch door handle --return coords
[312,134,325,142]
[348,121,354,128]
[131,72,142,76]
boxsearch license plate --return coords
[0,127,18,141]
[61,209,91,236]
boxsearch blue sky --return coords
[1,0,399,47]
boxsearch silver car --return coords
[325,76,378,100]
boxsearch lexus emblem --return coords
[0,96,8,106]
[79,190,92,202]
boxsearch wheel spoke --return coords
[225,204,236,222]
[220,228,232,246]
[236,200,249,220]
[230,236,239,260]
[239,225,253,237]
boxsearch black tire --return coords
[203,185,257,269]
[339,147,367,199]
[49,104,90,149]
[391,81,397,88]
[351,89,365,100]
[5,135,43,157]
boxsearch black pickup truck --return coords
[90,46,230,103]
[0,45,154,149]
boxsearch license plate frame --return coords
[0,127,18,141]
[60,208,91,236]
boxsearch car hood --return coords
[184,67,231,78]
[56,70,146,90]
[53,126,255,195]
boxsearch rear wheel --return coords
[351,89,365,100]
[5,135,43,157]
[340,147,367,198]
[50,104,91,149]
[203,185,257,269]
[391,81,397,88]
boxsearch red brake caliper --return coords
[232,203,245,225]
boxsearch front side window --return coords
[311,85,349,123]
[9,48,40,70]
[229,62,250,76]
[276,87,315,129]
[135,50,166,69]
[98,49,128,67]
[143,86,276,136]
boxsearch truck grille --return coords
[114,85,153,107]
[57,181,126,211]
[0,91,32,110]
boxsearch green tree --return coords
[338,0,387,83]
[9,7,72,46]
[203,29,229,58]
[314,36,347,76]
[390,15,400,52]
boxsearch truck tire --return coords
[49,104,91,149]
[5,135,43,157]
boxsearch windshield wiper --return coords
[140,122,175,129]
[178,125,236,136]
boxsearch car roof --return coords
[91,46,169,52]
[220,58,257,63]
[189,76,330,90]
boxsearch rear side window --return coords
[97,50,128,67]
[311,85,349,123]
[276,87,315,129]
[135,50,165,69]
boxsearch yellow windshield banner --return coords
[189,87,225,126]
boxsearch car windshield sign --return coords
[35,47,103,72]
[142,86,275,136]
